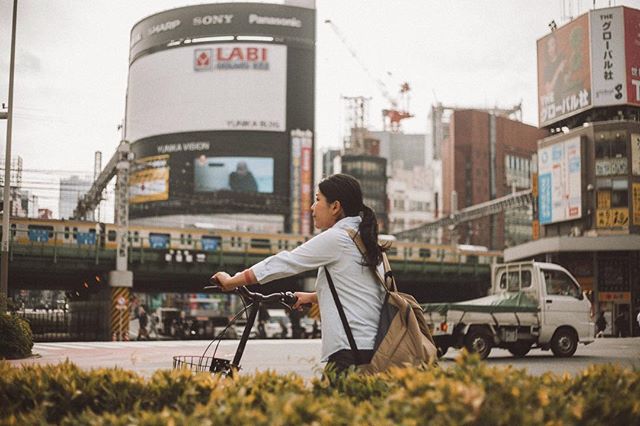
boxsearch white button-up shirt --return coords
[251,216,385,361]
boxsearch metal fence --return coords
[16,301,108,342]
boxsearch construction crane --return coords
[324,19,413,132]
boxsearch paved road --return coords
[8,337,640,379]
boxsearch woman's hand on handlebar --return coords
[292,291,317,310]
[210,272,239,292]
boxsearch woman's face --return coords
[311,191,341,231]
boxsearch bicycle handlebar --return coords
[204,282,298,307]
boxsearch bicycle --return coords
[173,283,299,376]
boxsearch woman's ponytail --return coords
[358,205,385,268]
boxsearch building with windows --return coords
[59,176,92,219]
[441,109,547,249]
[340,154,388,231]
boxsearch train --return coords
[2,216,502,265]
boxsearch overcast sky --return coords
[1,0,639,217]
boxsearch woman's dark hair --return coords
[318,173,387,268]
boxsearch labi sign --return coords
[195,46,270,71]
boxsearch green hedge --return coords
[1,353,639,425]
[0,313,33,359]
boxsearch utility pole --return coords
[1,0,18,312]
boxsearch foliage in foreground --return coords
[1,352,639,425]
[0,312,33,359]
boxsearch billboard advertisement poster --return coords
[596,207,629,228]
[129,155,170,204]
[126,43,287,142]
[590,7,627,106]
[538,137,582,224]
[624,7,640,105]
[194,156,274,193]
[537,14,591,127]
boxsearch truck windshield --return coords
[542,270,582,298]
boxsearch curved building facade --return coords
[125,2,315,233]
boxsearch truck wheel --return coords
[507,342,531,358]
[464,329,492,359]
[550,329,577,357]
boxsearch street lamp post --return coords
[1,0,19,312]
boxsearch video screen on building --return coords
[129,155,170,204]
[194,156,274,193]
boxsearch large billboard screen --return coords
[126,43,287,142]
[194,156,274,193]
[538,137,582,225]
[537,14,591,127]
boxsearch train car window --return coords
[419,248,431,258]
[77,229,97,245]
[387,247,398,257]
[72,227,78,240]
[230,236,236,247]
[466,255,479,264]
[107,230,117,242]
[180,234,185,245]
[202,236,221,252]
[10,223,16,237]
[187,234,193,245]
[404,247,413,257]
[251,238,271,250]
[133,231,139,243]
[64,227,70,239]
[149,233,171,249]
[27,225,54,242]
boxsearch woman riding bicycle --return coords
[211,173,386,373]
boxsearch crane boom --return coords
[324,19,396,108]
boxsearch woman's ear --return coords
[331,200,344,217]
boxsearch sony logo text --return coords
[193,15,234,26]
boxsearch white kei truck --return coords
[422,261,595,359]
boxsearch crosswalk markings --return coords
[33,339,320,352]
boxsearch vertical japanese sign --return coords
[633,183,640,226]
[290,129,313,235]
[290,134,301,235]
[300,134,313,235]
[624,7,640,106]
[537,14,591,127]
[631,183,640,225]
[590,7,627,106]
[632,133,640,175]
[538,137,582,224]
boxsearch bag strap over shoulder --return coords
[346,229,397,293]
[324,266,361,364]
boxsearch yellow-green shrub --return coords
[1,354,639,425]
[0,313,33,359]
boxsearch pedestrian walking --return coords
[137,306,150,341]
[595,311,606,338]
